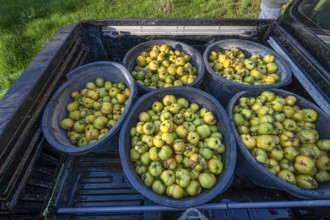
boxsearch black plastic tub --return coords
[227,89,330,199]
[203,39,292,106]
[119,86,237,208]
[42,61,137,155]
[123,39,205,95]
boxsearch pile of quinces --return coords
[208,47,280,85]
[59,78,130,147]
[233,91,330,189]
[131,44,198,88]
[129,95,225,199]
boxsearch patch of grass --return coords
[157,0,174,14]
[0,0,262,98]
[231,0,265,18]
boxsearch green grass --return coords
[0,0,263,98]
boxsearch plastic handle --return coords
[178,208,208,220]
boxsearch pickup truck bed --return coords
[1,18,330,219]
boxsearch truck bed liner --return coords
[1,19,330,219]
